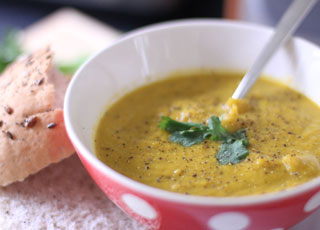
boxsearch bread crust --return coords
[0,48,74,186]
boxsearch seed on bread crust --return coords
[5,131,14,140]
[47,122,56,129]
[36,78,44,86]
[25,55,34,66]
[4,106,13,115]
[23,116,37,128]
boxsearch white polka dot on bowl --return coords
[122,194,157,219]
[208,212,250,230]
[304,191,320,213]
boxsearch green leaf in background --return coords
[0,28,87,76]
[0,29,22,74]
[57,55,88,75]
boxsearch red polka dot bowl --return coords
[64,20,320,230]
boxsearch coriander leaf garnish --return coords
[159,115,249,165]
[169,130,211,147]
[159,116,208,132]
[208,116,230,141]
[232,129,249,146]
[216,140,249,165]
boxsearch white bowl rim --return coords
[64,18,320,206]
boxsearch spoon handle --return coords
[232,0,318,99]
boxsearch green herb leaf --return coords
[159,116,208,132]
[232,129,249,146]
[208,116,230,141]
[216,140,249,165]
[159,115,249,165]
[0,29,22,74]
[169,129,211,147]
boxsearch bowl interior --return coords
[64,20,320,201]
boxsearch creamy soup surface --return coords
[94,71,320,196]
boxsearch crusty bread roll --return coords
[0,48,74,186]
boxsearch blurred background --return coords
[0,0,320,73]
[0,0,320,74]
[0,0,319,76]
[1,0,320,42]
[0,0,224,70]
[225,0,320,45]
[0,0,223,35]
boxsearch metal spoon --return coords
[232,0,319,99]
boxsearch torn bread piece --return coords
[0,48,74,186]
